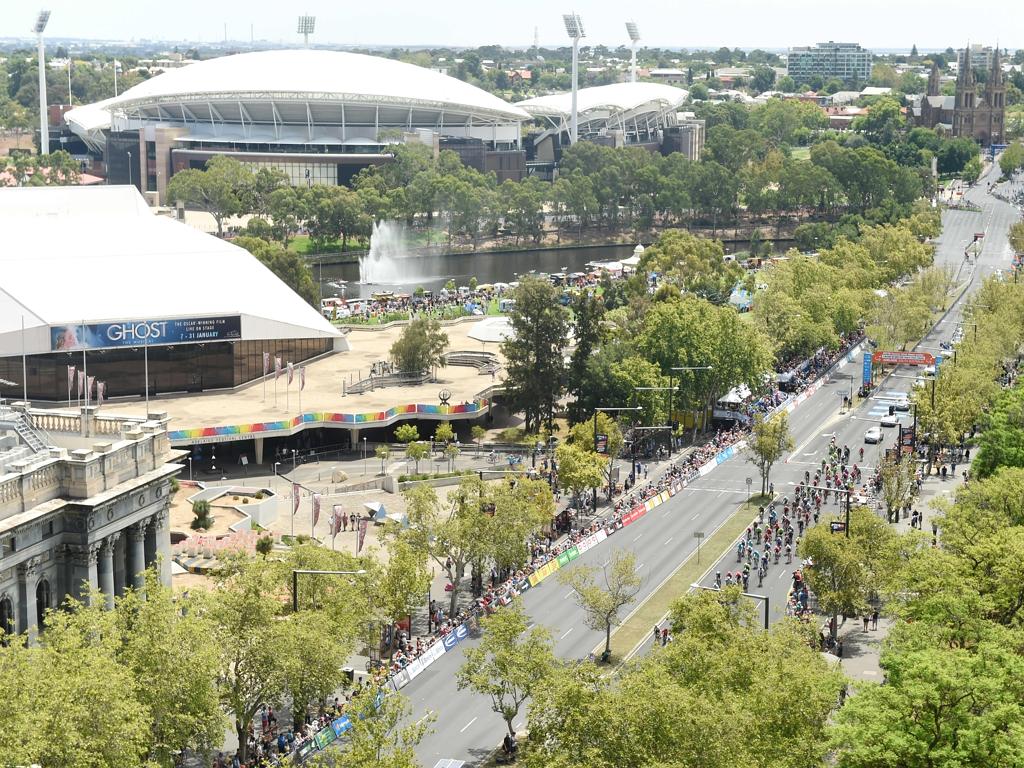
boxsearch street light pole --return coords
[692,583,770,630]
[362,436,368,478]
[592,406,642,515]
[634,386,678,457]
[669,365,713,453]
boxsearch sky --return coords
[5,0,1019,51]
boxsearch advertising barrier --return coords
[51,315,242,351]
[314,726,338,750]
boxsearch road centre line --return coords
[459,717,478,733]
[559,628,573,640]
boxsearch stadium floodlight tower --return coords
[34,10,51,155]
[297,15,316,48]
[626,21,641,83]
[563,12,585,144]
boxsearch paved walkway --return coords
[94,319,504,434]
[833,462,965,685]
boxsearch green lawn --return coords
[789,146,811,161]
[287,235,368,255]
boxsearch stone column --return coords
[127,521,148,592]
[67,543,100,605]
[98,534,119,610]
[144,519,157,571]
[16,557,40,641]
[113,533,127,597]
[151,509,172,587]
[254,436,264,466]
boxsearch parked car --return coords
[880,413,899,428]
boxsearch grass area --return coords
[287,234,368,255]
[789,146,811,161]
[597,495,769,662]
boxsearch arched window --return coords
[0,597,13,644]
[35,579,51,630]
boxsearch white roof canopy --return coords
[0,186,339,357]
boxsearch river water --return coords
[316,243,637,299]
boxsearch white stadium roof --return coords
[65,50,529,152]
[0,186,340,357]
[516,82,688,119]
[515,82,688,143]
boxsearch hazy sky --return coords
[6,0,1019,51]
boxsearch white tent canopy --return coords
[0,186,340,356]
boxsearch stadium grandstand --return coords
[64,49,531,202]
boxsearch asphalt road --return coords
[406,165,1020,768]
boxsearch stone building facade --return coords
[911,45,1005,145]
[0,405,181,640]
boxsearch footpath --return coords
[831,465,964,687]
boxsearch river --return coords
[315,243,637,299]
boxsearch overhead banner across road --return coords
[871,350,935,366]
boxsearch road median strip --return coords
[594,498,765,662]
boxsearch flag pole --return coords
[262,348,266,402]
[144,336,150,419]
[21,316,27,404]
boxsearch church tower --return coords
[954,45,976,138]
[927,61,941,97]
[986,46,1006,143]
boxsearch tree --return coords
[394,424,419,445]
[205,549,364,763]
[165,155,253,236]
[434,422,455,445]
[566,291,605,423]
[327,688,432,768]
[559,549,643,656]
[974,384,1024,477]
[471,424,487,453]
[501,276,570,433]
[0,599,154,767]
[639,230,743,303]
[457,600,555,739]
[746,412,794,495]
[390,316,449,374]
[554,441,606,507]
[830,640,1024,768]
[751,66,776,93]
[116,572,225,765]
[191,499,213,530]
[405,441,430,474]
[375,443,390,474]
[877,452,918,522]
[799,506,894,638]
[525,587,842,768]
[234,236,319,307]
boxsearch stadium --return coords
[0,185,343,403]
[64,49,531,202]
[515,82,703,167]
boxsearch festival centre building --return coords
[0,185,343,403]
[63,49,531,202]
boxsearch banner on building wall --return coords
[50,316,241,351]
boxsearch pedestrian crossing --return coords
[867,390,910,421]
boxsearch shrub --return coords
[190,499,213,530]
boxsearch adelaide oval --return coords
[63,49,531,202]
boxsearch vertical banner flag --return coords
[329,506,343,539]
[263,351,270,377]
[861,352,872,389]
[292,483,301,516]
[87,376,96,402]
[300,366,306,391]
[357,519,368,554]
[67,365,76,396]
[312,493,321,528]
[275,357,283,380]
[77,370,86,397]
[97,382,105,407]
[287,362,294,385]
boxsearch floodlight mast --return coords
[35,10,51,155]
[297,15,316,48]
[563,13,585,145]
[626,22,641,83]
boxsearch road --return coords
[406,164,1020,767]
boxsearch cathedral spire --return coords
[927,60,941,96]
[990,44,1003,87]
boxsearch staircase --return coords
[0,408,51,453]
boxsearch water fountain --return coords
[359,220,417,284]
